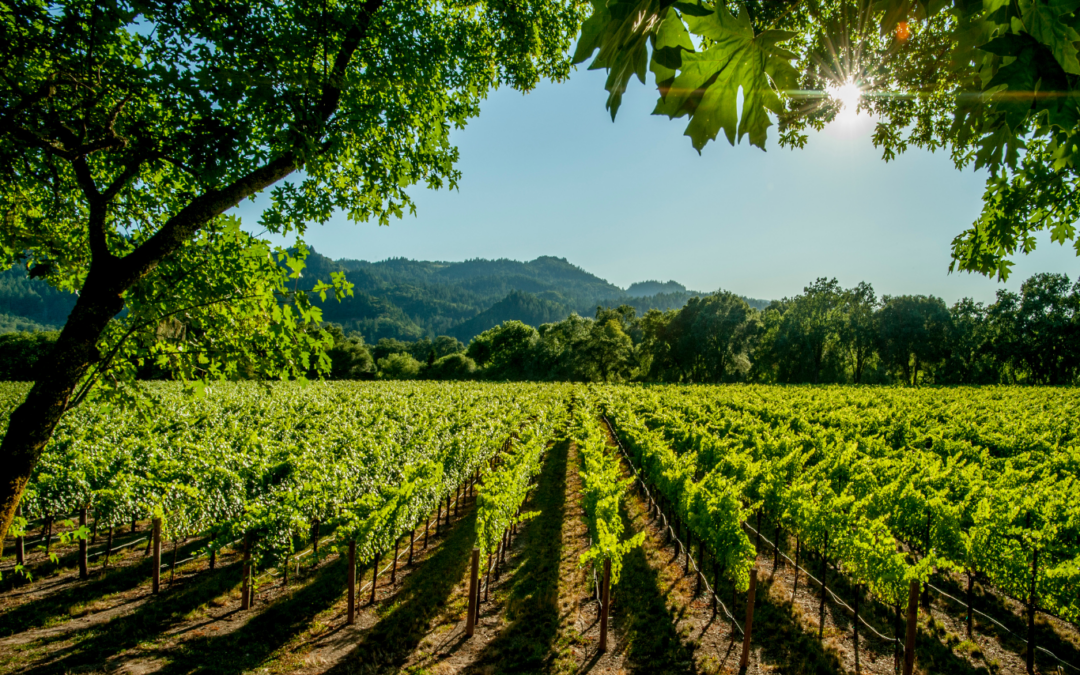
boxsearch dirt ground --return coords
[1,422,1078,675]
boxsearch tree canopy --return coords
[0,0,585,542]
[576,0,1080,279]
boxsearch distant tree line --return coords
[1,272,1076,385]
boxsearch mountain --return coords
[0,252,773,341]
[626,280,687,297]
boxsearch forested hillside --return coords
[0,252,736,341]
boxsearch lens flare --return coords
[825,80,862,122]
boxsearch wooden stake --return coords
[792,536,801,599]
[392,536,399,584]
[739,568,758,672]
[599,558,611,653]
[818,532,829,640]
[408,527,415,566]
[972,570,980,635]
[210,548,216,571]
[241,533,253,610]
[902,578,919,675]
[454,486,460,517]
[854,583,861,674]
[131,516,137,534]
[436,503,442,535]
[466,548,479,638]
[1027,548,1038,675]
[347,540,356,625]
[103,526,113,568]
[445,495,451,527]
[151,517,161,594]
[370,552,380,604]
[78,507,89,580]
[484,553,492,601]
[170,538,178,585]
[311,519,320,569]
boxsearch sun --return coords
[825,80,862,122]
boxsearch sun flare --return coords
[826,80,862,122]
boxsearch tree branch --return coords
[114,0,384,291]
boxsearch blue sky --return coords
[242,65,1077,305]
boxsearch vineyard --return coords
[1,382,1078,675]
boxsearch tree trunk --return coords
[0,280,125,542]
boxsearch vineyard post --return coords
[209,548,216,571]
[792,536,801,599]
[436,502,442,535]
[712,560,721,614]
[424,515,430,548]
[241,533,253,611]
[739,568,758,673]
[131,517,137,534]
[445,494,451,527]
[151,517,161,594]
[683,528,690,574]
[1027,548,1038,675]
[818,531,829,640]
[965,572,974,638]
[484,553,492,601]
[370,551,380,604]
[103,525,113,568]
[921,510,931,609]
[78,507,88,580]
[599,558,611,653]
[853,583,861,674]
[696,540,704,596]
[347,540,356,625]
[466,547,479,638]
[311,519,320,570]
[283,553,289,586]
[408,527,415,566]
[755,509,762,550]
[773,522,781,572]
[902,579,919,675]
[169,537,178,585]
[391,536,400,584]
[893,603,901,673]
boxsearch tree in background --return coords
[466,321,539,380]
[841,282,878,384]
[427,353,477,380]
[940,299,998,384]
[990,274,1080,384]
[876,295,952,385]
[0,331,59,381]
[0,0,586,540]
[377,353,422,380]
[678,293,759,382]
[579,319,635,381]
[323,324,376,380]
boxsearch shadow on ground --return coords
[463,439,569,674]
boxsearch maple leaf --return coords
[652,1,798,151]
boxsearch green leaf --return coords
[652,2,796,150]
[1020,0,1080,74]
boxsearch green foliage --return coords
[7,381,567,567]
[0,331,58,381]
[377,352,422,379]
[427,353,478,380]
[605,383,1080,614]
[569,393,643,585]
